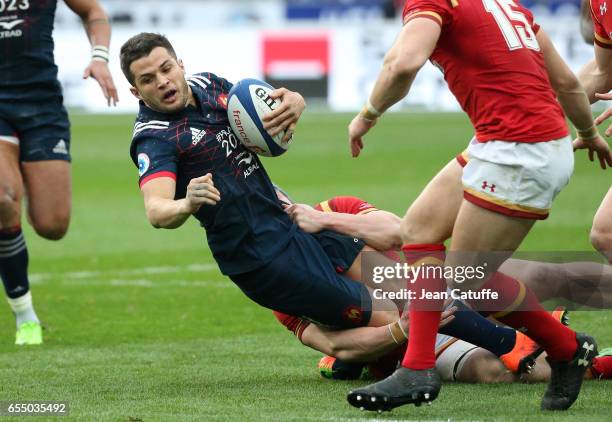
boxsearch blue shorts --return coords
[230,229,372,329]
[312,229,365,274]
[0,97,71,162]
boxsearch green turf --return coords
[0,112,610,421]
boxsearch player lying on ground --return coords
[282,161,612,311]
[273,191,612,384]
[122,33,403,351]
[577,0,612,264]
[0,0,118,346]
[346,0,611,411]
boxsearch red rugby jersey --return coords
[591,0,612,49]
[403,0,568,143]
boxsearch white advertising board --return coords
[54,17,597,113]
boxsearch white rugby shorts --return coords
[435,333,479,381]
[459,136,573,220]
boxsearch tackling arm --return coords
[301,323,402,362]
[300,308,454,362]
[286,204,402,251]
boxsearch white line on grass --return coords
[30,263,219,283]
[60,278,235,288]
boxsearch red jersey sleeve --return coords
[322,196,378,215]
[402,0,454,27]
[591,0,612,49]
[272,311,310,342]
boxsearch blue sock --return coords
[439,300,516,357]
[0,227,30,299]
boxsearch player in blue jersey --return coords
[122,32,398,334]
[0,0,118,345]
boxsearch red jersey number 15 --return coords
[483,0,540,51]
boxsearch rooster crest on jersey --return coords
[227,78,291,157]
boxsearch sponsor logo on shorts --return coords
[481,181,496,193]
[342,305,363,324]
[137,153,150,176]
[52,140,68,155]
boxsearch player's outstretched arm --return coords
[65,0,118,106]
[285,204,402,251]
[538,29,612,169]
[141,174,220,229]
[348,18,441,157]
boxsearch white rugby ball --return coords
[227,78,290,157]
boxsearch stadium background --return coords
[1,1,611,420]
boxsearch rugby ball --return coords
[227,78,290,157]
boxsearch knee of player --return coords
[590,225,612,255]
[0,184,18,208]
[475,361,511,383]
[464,352,512,383]
[31,215,70,240]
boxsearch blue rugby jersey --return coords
[0,0,62,101]
[129,72,296,275]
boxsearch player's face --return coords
[129,47,191,114]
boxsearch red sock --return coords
[401,244,446,370]
[591,356,612,379]
[467,272,577,362]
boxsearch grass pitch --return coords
[0,112,610,421]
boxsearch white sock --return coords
[7,291,39,328]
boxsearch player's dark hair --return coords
[120,32,177,85]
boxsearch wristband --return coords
[388,319,408,344]
[577,125,599,141]
[359,100,382,121]
[92,45,109,63]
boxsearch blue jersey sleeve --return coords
[133,135,179,188]
[188,72,233,108]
